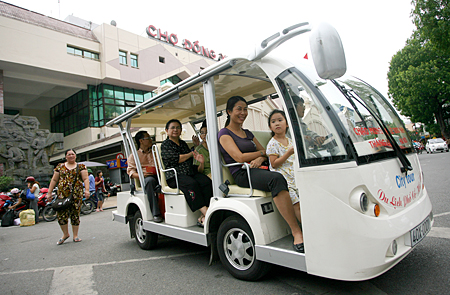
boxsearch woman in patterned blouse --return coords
[47,149,90,245]
[161,119,212,227]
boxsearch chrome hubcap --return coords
[223,228,255,270]
[135,217,146,243]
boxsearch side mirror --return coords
[309,22,347,79]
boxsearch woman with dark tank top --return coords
[218,96,305,253]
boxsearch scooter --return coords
[0,193,13,219]
[81,193,95,215]
[42,189,58,222]
[37,188,49,217]
[105,180,120,197]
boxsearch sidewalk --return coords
[102,195,117,210]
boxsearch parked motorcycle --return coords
[37,188,49,217]
[42,189,58,222]
[105,180,120,197]
[81,196,95,215]
[1,190,29,219]
[0,193,13,219]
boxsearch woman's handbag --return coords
[26,188,35,200]
[52,165,79,211]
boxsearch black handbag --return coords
[52,165,79,211]
[1,209,14,227]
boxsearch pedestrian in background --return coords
[95,170,107,212]
[47,149,89,245]
[88,169,96,205]
[26,176,40,224]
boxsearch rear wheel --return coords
[217,216,271,281]
[133,211,158,250]
[81,200,95,215]
[43,206,57,222]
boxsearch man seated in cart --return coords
[292,95,325,147]
[127,131,163,223]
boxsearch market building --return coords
[0,1,227,186]
[0,1,282,189]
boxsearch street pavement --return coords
[1,152,450,294]
[99,195,117,210]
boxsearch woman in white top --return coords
[26,176,40,224]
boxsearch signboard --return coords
[107,158,128,169]
[106,159,118,169]
[146,25,226,61]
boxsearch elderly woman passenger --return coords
[160,119,212,227]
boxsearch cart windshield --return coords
[276,68,412,166]
[324,75,412,156]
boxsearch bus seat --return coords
[152,144,200,227]
[252,130,272,148]
[221,160,270,198]
[152,144,180,195]
[133,177,142,191]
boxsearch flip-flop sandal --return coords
[73,237,82,242]
[197,215,205,228]
[57,236,69,245]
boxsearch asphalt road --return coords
[1,151,449,294]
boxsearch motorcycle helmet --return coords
[10,188,20,194]
[26,176,35,183]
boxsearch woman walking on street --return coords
[26,176,40,224]
[47,149,89,245]
[95,171,107,212]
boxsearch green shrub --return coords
[0,176,13,192]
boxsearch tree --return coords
[388,38,450,138]
[412,0,450,54]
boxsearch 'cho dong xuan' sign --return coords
[146,25,227,61]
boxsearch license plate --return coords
[410,215,431,247]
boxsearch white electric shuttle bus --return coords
[108,22,433,281]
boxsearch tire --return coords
[133,211,158,250]
[81,200,95,215]
[42,206,57,222]
[217,215,271,281]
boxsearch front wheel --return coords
[42,206,57,222]
[217,216,271,281]
[81,200,95,215]
[133,211,158,250]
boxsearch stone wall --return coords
[0,114,63,188]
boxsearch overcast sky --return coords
[5,0,416,119]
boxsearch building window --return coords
[51,84,155,136]
[160,75,182,86]
[119,50,127,65]
[130,53,138,68]
[67,45,99,60]
[159,56,165,63]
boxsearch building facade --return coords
[0,2,284,188]
[0,1,220,168]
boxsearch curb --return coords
[102,206,117,210]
